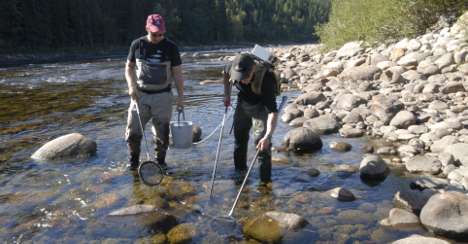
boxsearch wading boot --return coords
[129,156,139,171]
[157,158,168,170]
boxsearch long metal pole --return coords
[208,83,233,199]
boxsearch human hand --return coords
[129,87,139,101]
[256,137,270,152]
[177,99,184,113]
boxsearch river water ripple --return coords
[0,49,462,243]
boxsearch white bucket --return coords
[170,121,193,149]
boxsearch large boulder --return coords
[338,65,382,81]
[294,91,327,106]
[389,110,416,129]
[410,177,449,190]
[243,216,282,243]
[359,154,390,180]
[392,234,451,244]
[303,114,341,135]
[282,127,323,152]
[431,136,460,153]
[370,98,405,124]
[420,191,468,239]
[444,143,468,167]
[336,42,365,59]
[392,188,435,216]
[440,82,466,94]
[336,94,368,111]
[167,223,199,244]
[379,208,421,228]
[31,133,97,160]
[281,108,304,123]
[405,155,442,174]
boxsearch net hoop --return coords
[138,160,164,186]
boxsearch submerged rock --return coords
[265,211,308,230]
[167,223,199,244]
[243,216,282,243]
[108,205,161,216]
[325,187,356,202]
[329,141,353,152]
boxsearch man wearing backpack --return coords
[222,53,279,187]
[124,14,184,170]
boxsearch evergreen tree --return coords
[0,0,333,53]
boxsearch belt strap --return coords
[137,85,171,94]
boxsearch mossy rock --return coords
[242,216,282,243]
[151,233,168,244]
[167,223,198,244]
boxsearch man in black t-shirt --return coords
[222,53,279,186]
[124,14,184,170]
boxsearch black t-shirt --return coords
[225,63,278,113]
[127,36,182,67]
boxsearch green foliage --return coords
[0,0,331,54]
[316,0,467,53]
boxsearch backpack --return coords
[250,58,282,96]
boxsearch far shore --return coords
[0,42,319,65]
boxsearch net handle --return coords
[226,96,287,216]
[227,150,260,217]
[134,100,151,159]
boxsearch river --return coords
[0,48,463,243]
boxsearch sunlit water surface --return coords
[0,49,464,243]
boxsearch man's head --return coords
[231,53,256,84]
[146,14,165,44]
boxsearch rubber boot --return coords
[126,141,141,171]
[157,157,168,170]
[129,155,139,171]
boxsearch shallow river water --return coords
[0,48,464,243]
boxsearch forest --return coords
[0,0,331,53]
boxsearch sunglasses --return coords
[151,32,164,37]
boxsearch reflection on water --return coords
[0,50,465,243]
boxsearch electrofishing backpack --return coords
[228,53,282,96]
[250,57,282,97]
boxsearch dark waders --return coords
[233,96,272,186]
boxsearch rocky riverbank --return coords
[260,12,468,242]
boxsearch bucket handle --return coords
[178,109,185,128]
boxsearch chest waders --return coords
[126,40,174,169]
[228,55,279,185]
[135,38,174,92]
[232,93,272,186]
[136,59,173,92]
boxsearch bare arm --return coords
[125,60,139,101]
[222,72,231,106]
[172,65,184,112]
[256,112,279,152]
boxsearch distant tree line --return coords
[0,0,331,53]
